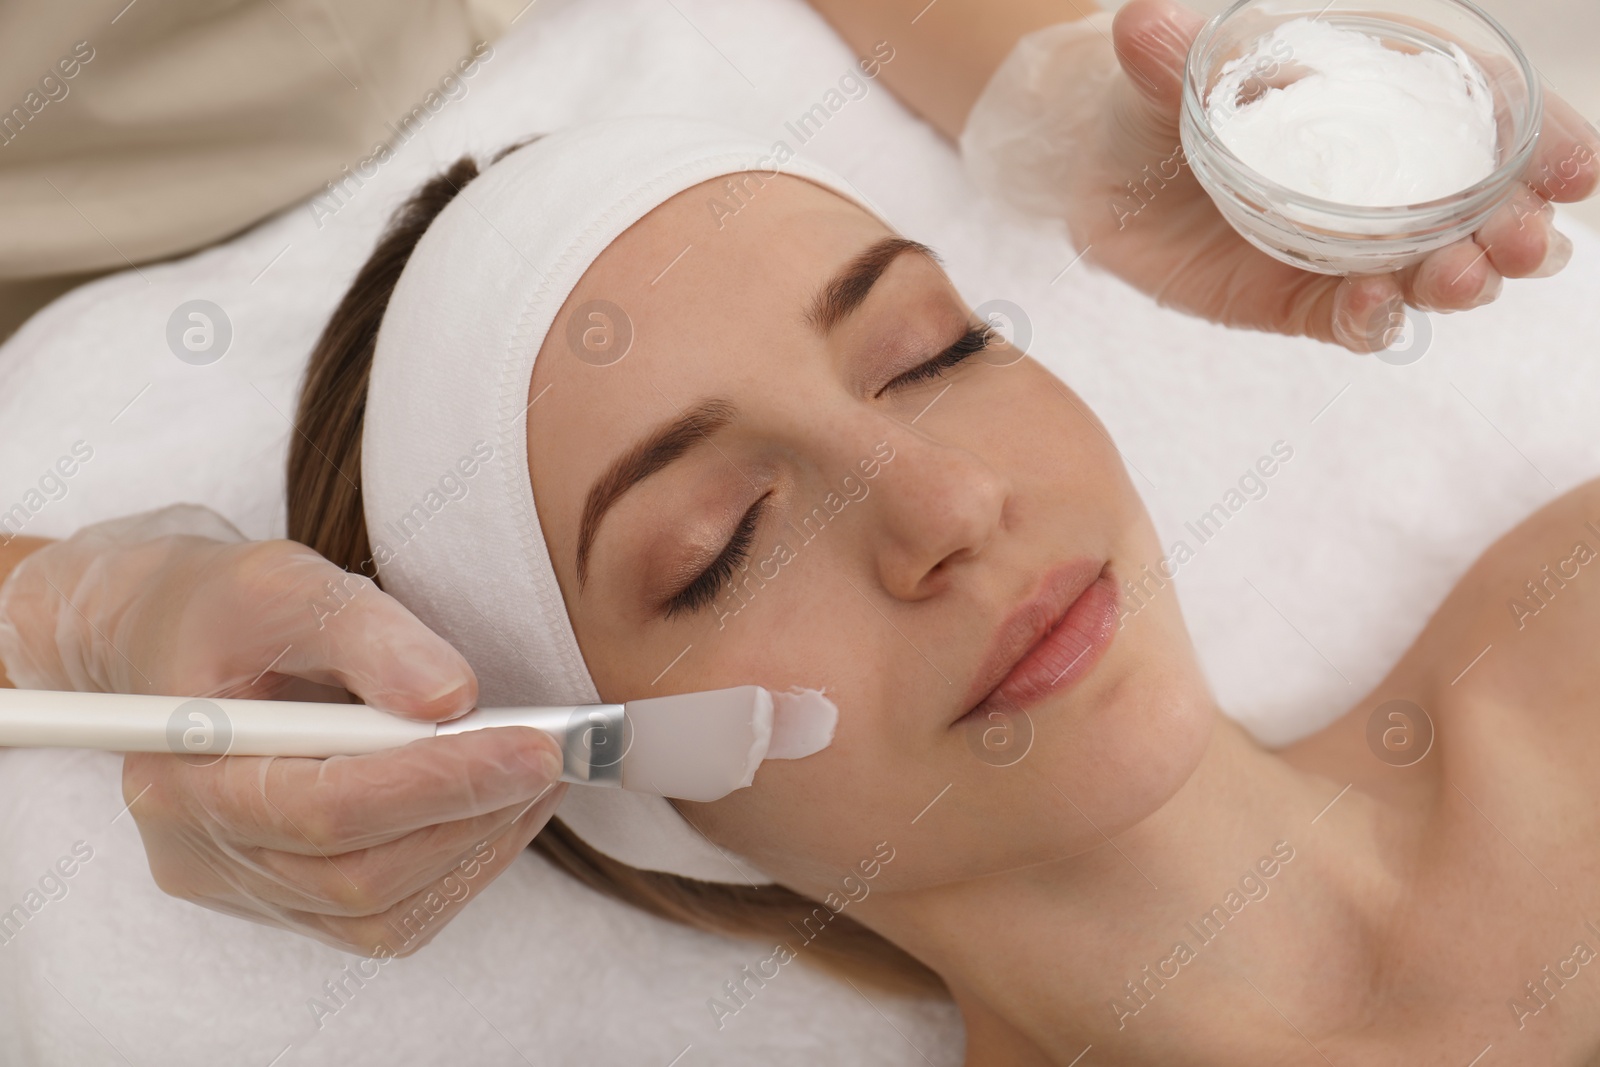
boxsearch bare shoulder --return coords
[1286,479,1600,784]
[1399,477,1600,728]
[1480,478,1600,640]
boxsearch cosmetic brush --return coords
[0,685,837,802]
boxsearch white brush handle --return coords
[0,688,438,757]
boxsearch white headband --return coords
[361,116,884,886]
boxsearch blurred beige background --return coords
[1103,0,1600,229]
[0,0,1590,346]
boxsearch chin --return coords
[1034,640,1216,843]
[896,653,1214,889]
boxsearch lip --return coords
[955,560,1120,724]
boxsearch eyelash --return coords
[662,322,995,618]
[664,494,768,619]
[875,321,994,397]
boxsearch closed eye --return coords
[657,322,995,620]
[662,492,770,619]
[876,322,995,397]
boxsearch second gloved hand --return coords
[959,0,1600,352]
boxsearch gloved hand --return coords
[959,0,1600,353]
[0,503,564,955]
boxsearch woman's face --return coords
[527,174,1214,898]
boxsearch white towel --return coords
[0,0,1596,1061]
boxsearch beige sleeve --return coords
[0,0,525,286]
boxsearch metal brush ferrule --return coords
[434,703,628,787]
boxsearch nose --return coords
[863,423,1011,602]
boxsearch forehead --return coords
[525,173,892,503]
[556,172,888,349]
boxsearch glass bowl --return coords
[1179,0,1542,275]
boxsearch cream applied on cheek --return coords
[765,686,839,760]
[617,685,837,800]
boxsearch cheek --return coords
[664,560,928,888]
[562,508,923,894]
[682,703,926,892]
[1014,364,1130,501]
[947,359,1138,528]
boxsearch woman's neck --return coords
[855,711,1426,1066]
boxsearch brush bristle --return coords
[619,686,772,800]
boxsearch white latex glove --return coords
[960,0,1600,352]
[0,503,565,955]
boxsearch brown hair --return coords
[286,147,940,994]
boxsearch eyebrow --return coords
[573,237,939,587]
[805,236,940,334]
[576,397,736,586]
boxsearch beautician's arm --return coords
[0,535,48,688]
[802,0,1083,139]
[805,0,1600,352]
